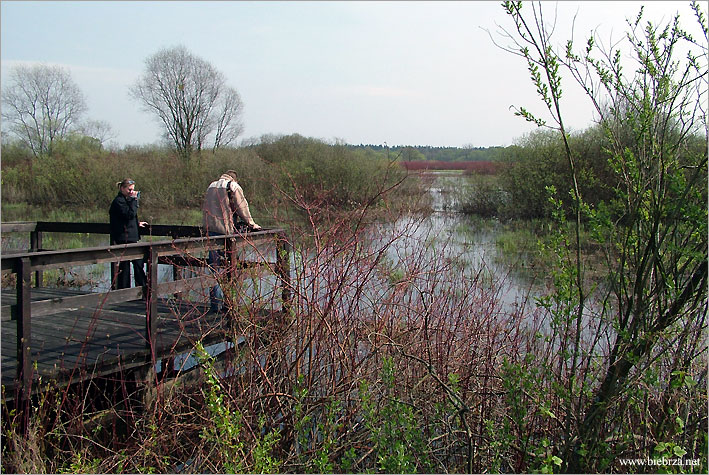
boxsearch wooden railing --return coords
[1,222,291,399]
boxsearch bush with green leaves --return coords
[1,134,416,226]
[500,1,708,472]
[496,126,618,220]
[254,133,408,212]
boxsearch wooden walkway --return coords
[1,221,291,400]
[1,288,259,391]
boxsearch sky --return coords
[1,1,704,149]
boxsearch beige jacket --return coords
[202,174,258,234]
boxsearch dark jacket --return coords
[109,193,140,243]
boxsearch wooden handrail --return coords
[1,222,39,233]
[2,227,286,271]
[3,221,212,237]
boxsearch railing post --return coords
[146,247,158,352]
[16,257,33,400]
[110,238,118,290]
[30,229,43,287]
[225,235,235,273]
[222,236,236,311]
[276,233,292,313]
[169,230,183,300]
[173,263,183,300]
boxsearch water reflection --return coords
[386,172,543,314]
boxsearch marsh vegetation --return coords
[2,2,707,472]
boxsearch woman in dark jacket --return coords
[109,178,148,289]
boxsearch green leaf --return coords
[673,445,687,457]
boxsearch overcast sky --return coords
[1,1,703,148]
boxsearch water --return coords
[389,172,543,312]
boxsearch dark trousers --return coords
[116,258,146,289]
[113,239,146,289]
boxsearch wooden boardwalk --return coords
[1,287,255,391]
[1,222,291,400]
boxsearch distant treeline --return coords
[347,144,507,162]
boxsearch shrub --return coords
[498,127,617,220]
[1,135,415,225]
[458,175,508,218]
[254,134,407,213]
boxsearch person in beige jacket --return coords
[202,170,261,313]
[203,170,261,234]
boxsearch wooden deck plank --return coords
[2,316,148,385]
[1,288,241,392]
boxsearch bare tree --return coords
[1,63,87,157]
[77,119,117,147]
[130,45,244,159]
[212,86,244,152]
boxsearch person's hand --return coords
[139,221,148,227]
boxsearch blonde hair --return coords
[116,178,135,189]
